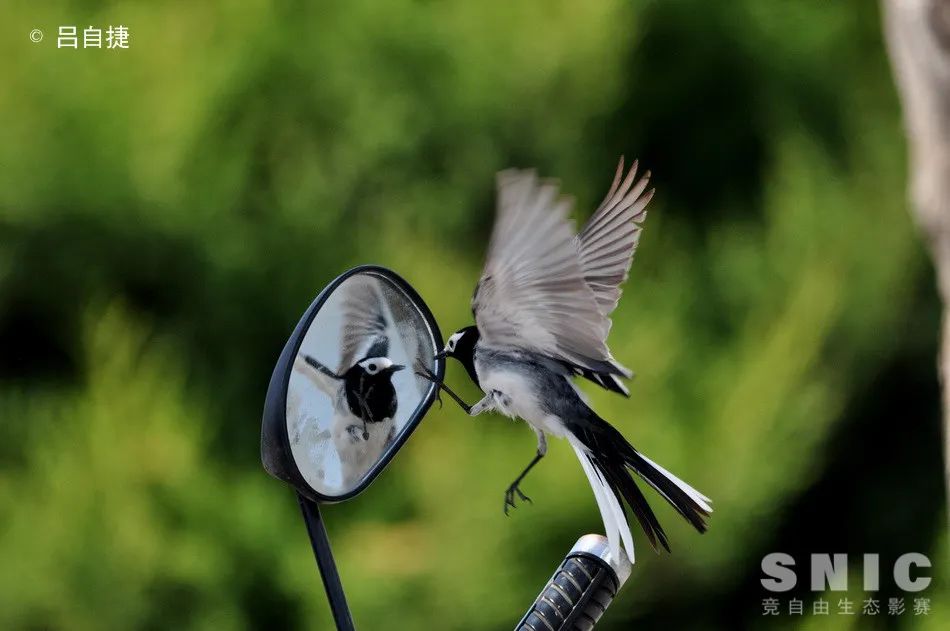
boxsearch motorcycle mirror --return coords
[261,264,445,501]
[261,265,444,629]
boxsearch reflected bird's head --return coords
[436,325,479,362]
[355,356,404,377]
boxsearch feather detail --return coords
[575,157,655,317]
[569,434,635,564]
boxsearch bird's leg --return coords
[353,376,373,440]
[415,363,476,414]
[468,394,494,417]
[414,359,444,407]
[360,384,377,439]
[363,384,376,417]
[504,430,547,515]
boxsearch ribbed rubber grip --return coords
[515,535,630,631]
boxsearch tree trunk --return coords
[883,0,950,506]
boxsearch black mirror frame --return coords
[261,264,445,503]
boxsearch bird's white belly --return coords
[332,414,393,484]
[478,369,568,437]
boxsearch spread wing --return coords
[472,170,631,377]
[338,277,390,371]
[294,354,341,398]
[575,157,654,316]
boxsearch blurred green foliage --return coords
[0,0,946,629]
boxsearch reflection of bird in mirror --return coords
[303,354,404,436]
[299,278,405,488]
[419,158,711,564]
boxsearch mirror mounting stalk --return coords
[298,492,356,631]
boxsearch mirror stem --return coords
[297,493,356,631]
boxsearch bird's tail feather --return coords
[569,435,635,563]
[632,452,712,512]
[594,418,712,535]
[624,449,711,534]
[568,415,712,560]
[597,452,670,554]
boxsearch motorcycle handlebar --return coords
[515,535,632,631]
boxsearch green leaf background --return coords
[0,1,945,629]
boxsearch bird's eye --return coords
[367,363,377,372]
[448,340,455,350]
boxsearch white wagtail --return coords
[418,159,711,562]
[299,279,405,485]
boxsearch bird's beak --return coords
[434,350,447,360]
[390,364,406,372]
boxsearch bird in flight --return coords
[419,158,711,563]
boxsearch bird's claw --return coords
[503,482,532,516]
[414,362,438,383]
[415,362,473,414]
[415,364,444,408]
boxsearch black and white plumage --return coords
[427,159,711,563]
[299,278,405,486]
[303,354,402,431]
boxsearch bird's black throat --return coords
[453,326,481,388]
[342,368,398,424]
